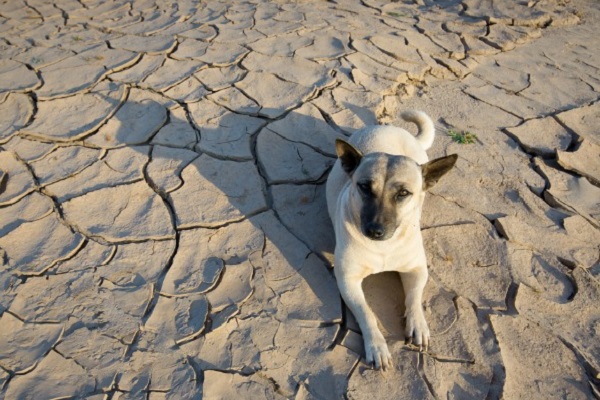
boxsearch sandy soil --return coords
[0,0,599,398]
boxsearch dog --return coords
[326,110,457,370]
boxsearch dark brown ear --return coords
[422,154,458,190]
[335,139,363,174]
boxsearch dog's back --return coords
[345,111,434,165]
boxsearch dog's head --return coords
[336,138,457,241]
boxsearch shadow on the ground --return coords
[98,95,410,347]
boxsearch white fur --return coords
[401,109,435,150]
[326,111,435,370]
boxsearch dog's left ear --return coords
[422,154,458,190]
[335,139,363,174]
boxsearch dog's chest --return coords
[342,236,425,276]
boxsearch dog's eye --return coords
[395,190,410,200]
[357,182,372,195]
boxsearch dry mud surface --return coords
[0,0,599,398]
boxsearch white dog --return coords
[326,111,457,370]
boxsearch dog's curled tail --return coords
[401,110,435,150]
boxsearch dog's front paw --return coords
[364,333,392,370]
[405,310,430,350]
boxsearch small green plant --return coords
[447,129,477,144]
[72,35,83,41]
[31,57,43,64]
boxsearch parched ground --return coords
[0,0,599,398]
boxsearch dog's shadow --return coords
[76,90,410,354]
[362,272,406,340]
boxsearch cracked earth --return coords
[0,0,599,398]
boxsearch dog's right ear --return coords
[335,139,363,174]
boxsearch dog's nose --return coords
[365,223,385,240]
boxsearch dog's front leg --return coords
[335,267,392,370]
[400,266,430,350]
